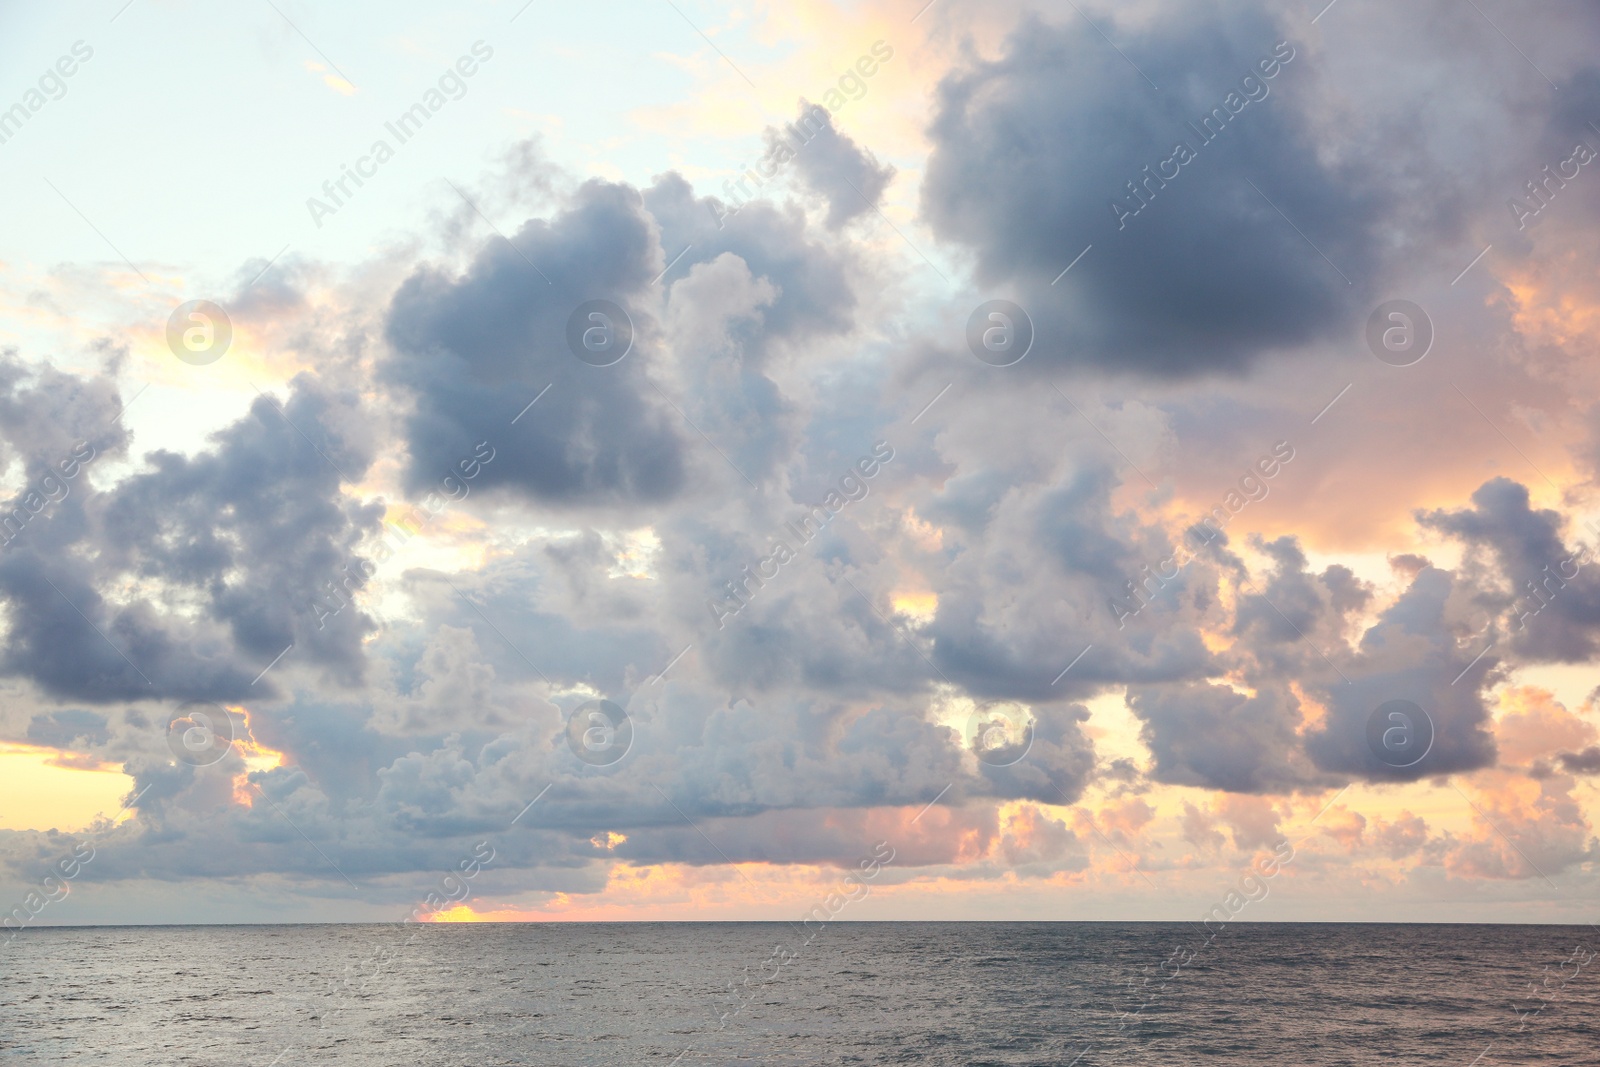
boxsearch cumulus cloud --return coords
[766,99,897,230]
[920,1,1600,379]
[0,364,378,703]
[920,7,1373,374]
[1299,564,1500,782]
[384,179,687,508]
[1422,477,1600,663]
[1127,680,1308,794]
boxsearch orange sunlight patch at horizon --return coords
[394,772,1596,922]
[0,742,135,832]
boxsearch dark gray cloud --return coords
[385,168,861,507]
[23,670,1074,891]
[1559,746,1600,774]
[917,0,1600,379]
[0,558,261,704]
[0,349,128,480]
[975,703,1097,805]
[1421,477,1600,663]
[0,370,379,703]
[1127,681,1307,794]
[1301,566,1500,782]
[25,709,109,749]
[920,6,1376,374]
[100,377,380,680]
[766,99,896,230]
[1120,532,1503,790]
[643,172,859,358]
[384,179,687,508]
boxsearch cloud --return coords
[1493,686,1598,767]
[1300,564,1500,782]
[1558,746,1600,774]
[917,459,1219,703]
[643,172,860,358]
[1180,801,1225,852]
[0,366,377,703]
[383,179,687,508]
[1445,770,1597,880]
[767,99,896,230]
[920,7,1374,374]
[25,709,109,749]
[976,703,1097,805]
[1127,680,1308,794]
[1371,812,1430,860]
[1214,794,1282,850]
[0,350,128,479]
[1422,477,1600,663]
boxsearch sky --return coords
[2,0,1600,928]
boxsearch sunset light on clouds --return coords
[3,0,1600,943]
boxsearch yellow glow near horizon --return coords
[0,743,135,832]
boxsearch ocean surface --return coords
[4,922,1598,1065]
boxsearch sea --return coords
[3,922,1597,1065]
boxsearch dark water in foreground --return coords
[3,922,1598,1065]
